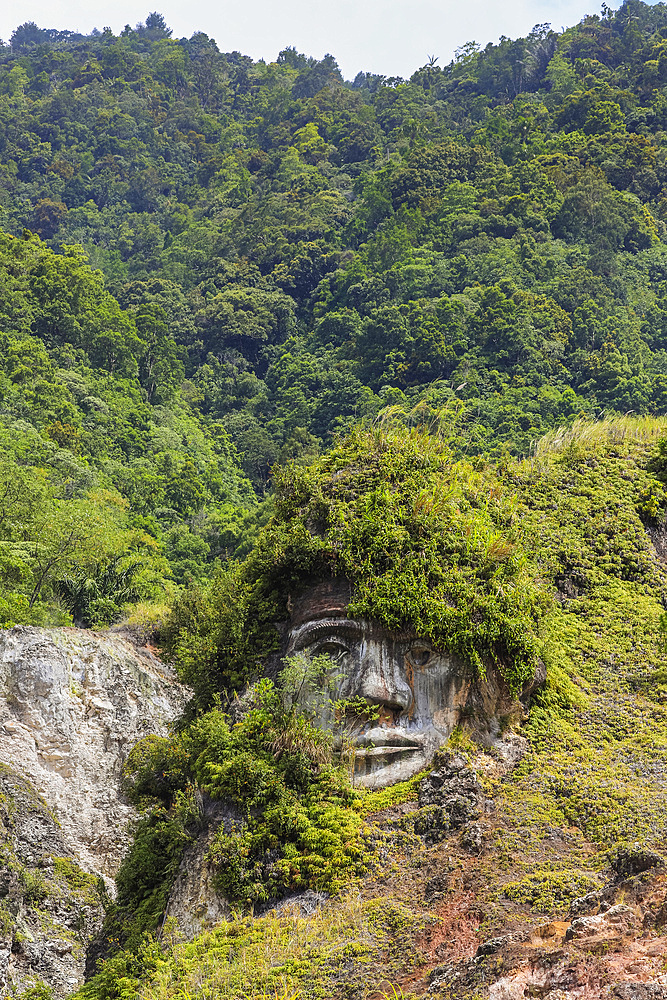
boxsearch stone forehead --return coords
[288,578,353,628]
[287,579,431,644]
[287,577,419,647]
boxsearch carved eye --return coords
[315,641,349,661]
[409,644,432,668]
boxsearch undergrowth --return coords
[77,895,423,1000]
[103,654,379,963]
[468,418,667,926]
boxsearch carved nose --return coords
[356,650,413,714]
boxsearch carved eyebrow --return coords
[287,618,364,651]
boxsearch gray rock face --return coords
[288,612,471,788]
[613,985,667,998]
[565,903,638,942]
[610,844,665,878]
[164,799,238,940]
[0,765,105,998]
[418,751,483,810]
[0,627,187,878]
[408,751,484,845]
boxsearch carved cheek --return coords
[433,707,458,731]
[411,658,458,718]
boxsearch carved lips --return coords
[350,728,427,777]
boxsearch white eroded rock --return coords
[565,903,638,942]
[0,626,187,877]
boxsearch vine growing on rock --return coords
[83,415,667,999]
[111,657,371,951]
[162,423,550,709]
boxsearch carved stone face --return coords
[286,591,474,788]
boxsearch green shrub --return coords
[113,795,197,943]
[501,867,602,912]
[19,867,47,904]
[16,983,55,1000]
[123,734,191,805]
[114,656,374,919]
[77,935,162,1000]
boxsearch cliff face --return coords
[163,799,237,940]
[0,626,187,997]
[72,426,667,1000]
[0,627,187,879]
[0,765,105,999]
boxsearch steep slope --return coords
[76,416,667,1000]
[9,3,667,997]
[5,4,667,481]
[0,232,256,630]
[0,627,186,998]
[0,627,187,878]
[0,766,105,999]
[9,3,667,630]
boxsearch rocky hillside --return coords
[9,1,667,996]
[0,627,186,997]
[68,415,667,1000]
[4,420,667,999]
[0,765,104,999]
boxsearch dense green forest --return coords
[6,1,667,623]
[9,6,667,998]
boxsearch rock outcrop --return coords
[0,626,186,997]
[163,799,238,940]
[0,765,105,998]
[410,751,484,845]
[0,626,187,878]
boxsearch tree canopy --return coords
[4,3,667,621]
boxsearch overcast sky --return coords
[0,0,641,79]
